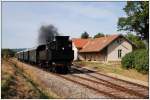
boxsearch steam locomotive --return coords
[16,36,74,73]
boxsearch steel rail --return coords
[70,74,148,98]
[73,65,148,89]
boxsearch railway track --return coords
[69,74,147,98]
[52,70,148,98]
[73,65,148,89]
[55,74,120,98]
[30,63,149,98]
[9,59,148,98]
[60,74,144,98]
[71,65,148,98]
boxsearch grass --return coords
[10,59,60,98]
[74,61,148,82]
[1,72,15,98]
[12,63,50,99]
[1,59,55,99]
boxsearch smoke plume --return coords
[38,24,59,45]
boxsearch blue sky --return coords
[2,2,127,48]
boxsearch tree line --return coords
[2,49,15,59]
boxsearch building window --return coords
[118,49,122,58]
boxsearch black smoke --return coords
[38,24,59,45]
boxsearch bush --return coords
[121,49,148,74]
[134,49,148,74]
[121,52,135,69]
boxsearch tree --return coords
[125,33,146,49]
[2,49,15,58]
[118,1,149,42]
[94,33,105,38]
[81,31,89,39]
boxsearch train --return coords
[16,36,74,73]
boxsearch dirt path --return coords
[1,60,51,99]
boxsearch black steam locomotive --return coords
[16,36,74,73]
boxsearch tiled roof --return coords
[72,35,122,52]
[79,35,120,52]
[72,38,90,49]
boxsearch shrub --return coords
[121,49,148,74]
[121,52,135,69]
[134,49,148,74]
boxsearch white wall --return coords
[107,37,133,61]
[72,43,78,60]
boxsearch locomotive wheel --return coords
[54,67,63,74]
[64,67,69,74]
[60,67,68,74]
[50,66,69,74]
[48,62,53,72]
[49,67,53,72]
[55,67,61,73]
[52,67,56,73]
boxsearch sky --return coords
[2,1,127,48]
